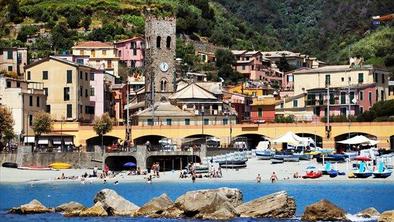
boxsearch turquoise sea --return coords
[0,181,393,221]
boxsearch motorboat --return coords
[255,141,274,160]
[220,163,247,169]
[352,162,373,178]
[316,154,346,163]
[283,155,300,162]
[373,162,392,178]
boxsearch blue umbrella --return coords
[123,162,136,167]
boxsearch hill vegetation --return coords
[0,0,393,69]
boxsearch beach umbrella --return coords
[123,162,136,167]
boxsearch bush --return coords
[17,25,39,42]
[275,115,295,123]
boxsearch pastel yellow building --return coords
[225,83,274,97]
[25,57,94,122]
[293,63,390,99]
[275,93,314,121]
[72,41,120,77]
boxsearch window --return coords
[376,89,378,101]
[381,90,384,101]
[242,65,245,70]
[166,118,172,125]
[36,97,40,107]
[66,70,72,83]
[91,49,95,57]
[359,91,364,101]
[46,105,51,113]
[374,73,378,83]
[66,104,72,118]
[90,73,94,80]
[280,103,284,109]
[8,66,12,72]
[293,99,298,107]
[7,50,12,59]
[29,114,33,126]
[185,119,190,125]
[76,59,84,64]
[85,72,88,81]
[85,106,95,115]
[42,71,48,80]
[341,77,344,82]
[340,92,346,104]
[382,74,385,84]
[133,48,137,56]
[358,73,364,83]
[79,71,83,79]
[147,119,153,126]
[29,95,33,106]
[90,87,95,96]
[85,89,88,97]
[166,36,171,49]
[79,86,83,97]
[359,107,364,113]
[156,36,161,48]
[107,60,112,68]
[368,92,372,103]
[223,118,228,125]
[16,82,20,88]
[27,71,31,80]
[79,105,82,114]
[258,108,263,117]
[340,107,347,116]
[160,79,167,92]
[204,119,209,125]
[6,81,11,88]
[330,93,335,104]
[102,50,106,56]
[350,92,355,103]
[64,87,70,101]
[325,74,330,86]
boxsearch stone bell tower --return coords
[144,16,176,107]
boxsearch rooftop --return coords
[73,41,114,48]
[292,65,376,74]
[136,102,194,117]
[170,82,217,100]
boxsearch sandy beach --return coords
[1,157,393,184]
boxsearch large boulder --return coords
[9,199,52,214]
[301,199,348,221]
[135,193,173,217]
[55,201,85,212]
[169,188,242,220]
[357,207,380,218]
[379,210,394,222]
[79,202,108,217]
[161,205,184,218]
[94,189,139,216]
[235,191,296,218]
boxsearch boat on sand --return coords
[49,162,72,169]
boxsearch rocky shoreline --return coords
[9,187,394,221]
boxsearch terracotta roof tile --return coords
[73,41,114,48]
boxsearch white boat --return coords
[255,141,274,160]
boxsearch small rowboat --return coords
[18,166,52,170]
[2,162,18,168]
[302,171,322,179]
[49,162,72,169]
[271,159,284,164]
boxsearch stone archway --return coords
[233,133,270,150]
[105,156,137,171]
[86,135,121,152]
[334,132,377,152]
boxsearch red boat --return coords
[302,171,323,179]
[355,156,371,161]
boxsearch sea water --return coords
[0,181,393,221]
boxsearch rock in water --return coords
[55,201,85,212]
[171,188,241,220]
[235,191,296,218]
[301,199,347,221]
[379,210,394,222]
[9,199,52,214]
[135,193,173,217]
[94,189,139,216]
[79,202,108,217]
[357,207,380,218]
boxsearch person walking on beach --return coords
[270,172,278,183]
[256,174,262,183]
[192,173,196,183]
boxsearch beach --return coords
[1,158,393,184]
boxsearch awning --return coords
[23,136,35,143]
[337,135,378,145]
[53,137,73,145]
[272,132,303,145]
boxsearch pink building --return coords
[306,83,378,117]
[90,70,116,117]
[111,83,127,124]
[114,37,145,68]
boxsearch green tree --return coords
[7,0,23,23]
[51,22,75,52]
[176,39,198,67]
[215,49,241,83]
[0,106,15,148]
[17,25,39,42]
[93,113,113,151]
[82,17,92,31]
[31,111,53,151]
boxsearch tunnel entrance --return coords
[146,155,201,172]
[334,132,377,152]
[231,134,269,150]
[105,156,137,171]
[86,135,120,152]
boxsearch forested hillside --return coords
[0,0,393,68]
